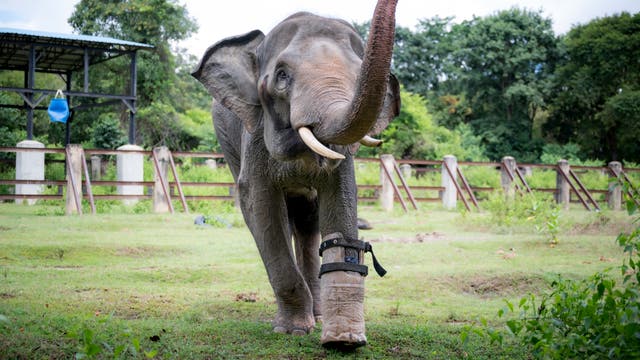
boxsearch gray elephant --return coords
[192,0,399,348]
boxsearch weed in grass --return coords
[66,314,158,359]
[464,188,640,359]
[57,248,65,261]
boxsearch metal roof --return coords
[0,28,153,73]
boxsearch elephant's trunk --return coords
[313,0,397,145]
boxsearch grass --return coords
[0,201,633,359]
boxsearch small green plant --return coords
[67,314,158,359]
[56,248,65,261]
[463,187,640,359]
[527,197,561,245]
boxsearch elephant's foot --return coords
[319,233,370,349]
[272,311,315,336]
[321,331,367,350]
[319,280,367,349]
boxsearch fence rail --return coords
[1,146,638,214]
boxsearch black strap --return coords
[319,235,367,256]
[318,234,387,277]
[365,242,388,277]
[320,262,368,277]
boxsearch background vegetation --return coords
[1,1,638,167]
[0,197,635,358]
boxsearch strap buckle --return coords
[318,233,387,278]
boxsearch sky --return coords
[1,0,639,58]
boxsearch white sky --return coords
[1,0,639,58]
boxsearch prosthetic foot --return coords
[319,233,386,349]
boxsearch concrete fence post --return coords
[65,144,83,214]
[153,146,171,213]
[117,144,144,205]
[608,161,622,210]
[441,155,457,209]
[556,159,571,210]
[90,155,101,180]
[380,154,395,212]
[501,156,516,201]
[205,158,217,169]
[399,164,412,179]
[15,140,44,205]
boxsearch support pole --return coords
[26,44,35,140]
[379,154,395,212]
[15,140,44,205]
[608,161,622,210]
[65,144,83,215]
[153,146,173,213]
[116,144,144,205]
[441,155,458,210]
[501,156,516,201]
[128,51,137,144]
[556,159,571,210]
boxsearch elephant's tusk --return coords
[359,135,383,147]
[298,127,346,160]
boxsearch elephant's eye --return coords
[274,69,290,92]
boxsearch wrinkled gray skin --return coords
[192,1,399,335]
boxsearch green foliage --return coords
[539,143,582,164]
[91,115,127,149]
[596,90,640,162]
[452,8,559,162]
[137,102,199,150]
[546,12,640,162]
[481,191,561,242]
[67,314,157,359]
[357,89,488,161]
[464,187,640,359]
[66,0,211,151]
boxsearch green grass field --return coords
[0,202,633,359]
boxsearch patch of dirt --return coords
[370,231,447,243]
[51,265,83,270]
[446,274,547,298]
[115,246,163,258]
[0,292,16,299]
[235,292,258,303]
[115,294,175,320]
[568,216,633,236]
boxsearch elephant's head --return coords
[192,0,400,161]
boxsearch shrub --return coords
[92,114,126,150]
[463,184,640,359]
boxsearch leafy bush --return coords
[540,142,582,164]
[356,89,488,161]
[92,114,126,149]
[463,186,640,359]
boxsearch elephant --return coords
[192,0,400,348]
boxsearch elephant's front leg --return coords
[237,178,315,335]
[317,158,368,348]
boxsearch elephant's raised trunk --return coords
[311,0,398,146]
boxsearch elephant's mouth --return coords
[298,127,345,160]
[298,127,382,160]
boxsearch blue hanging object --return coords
[48,89,69,123]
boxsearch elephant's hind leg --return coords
[238,180,315,335]
[288,194,322,321]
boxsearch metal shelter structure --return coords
[0,28,153,144]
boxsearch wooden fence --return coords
[0,146,638,214]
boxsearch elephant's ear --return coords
[192,30,265,133]
[370,74,401,135]
[349,74,401,154]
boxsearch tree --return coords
[545,12,640,162]
[357,89,486,161]
[67,0,205,149]
[451,8,559,162]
